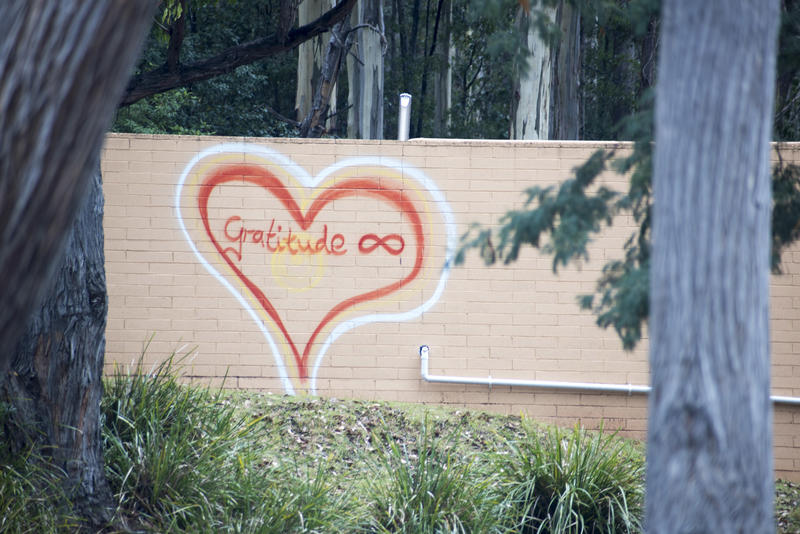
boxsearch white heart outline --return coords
[175,142,456,394]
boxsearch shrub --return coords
[102,352,355,532]
[495,421,644,534]
[364,418,504,533]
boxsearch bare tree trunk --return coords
[414,0,435,137]
[647,1,780,532]
[637,14,659,94]
[300,20,350,137]
[3,167,111,525]
[512,1,580,140]
[297,0,338,129]
[550,2,580,140]
[347,0,385,139]
[512,4,554,140]
[433,0,452,137]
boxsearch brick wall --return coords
[102,134,800,480]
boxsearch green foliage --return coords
[772,153,800,272]
[113,0,297,138]
[364,417,504,533]
[775,2,800,141]
[441,1,519,139]
[580,0,659,140]
[458,95,653,349]
[382,0,520,140]
[0,403,79,532]
[102,352,354,532]
[10,373,800,532]
[496,421,644,534]
[113,88,213,135]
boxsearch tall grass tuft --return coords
[364,418,504,533]
[496,421,644,534]
[102,351,355,532]
[0,401,79,533]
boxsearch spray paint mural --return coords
[176,144,456,394]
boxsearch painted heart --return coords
[176,143,455,394]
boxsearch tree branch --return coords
[264,103,300,128]
[120,0,357,107]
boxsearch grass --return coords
[0,402,80,533]
[1,355,800,532]
[102,354,356,532]
[496,422,644,533]
[363,418,504,533]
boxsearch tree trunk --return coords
[512,4,554,140]
[0,1,155,527]
[637,14,659,95]
[297,0,338,130]
[0,1,155,376]
[3,167,111,526]
[550,2,580,140]
[347,0,385,139]
[512,1,580,140]
[647,1,780,532]
[300,20,350,137]
[432,0,452,137]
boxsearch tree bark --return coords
[512,4,554,140]
[647,1,780,532]
[0,1,155,377]
[166,0,187,73]
[550,2,580,140]
[432,0,452,137]
[299,20,350,137]
[637,14,659,95]
[511,1,580,141]
[296,0,339,129]
[347,0,385,139]
[3,167,112,526]
[0,2,155,527]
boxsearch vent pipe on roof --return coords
[397,93,412,141]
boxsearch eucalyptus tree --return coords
[647,1,779,530]
[511,0,580,140]
[3,0,357,527]
[462,0,783,529]
[347,0,386,139]
[0,1,156,527]
[297,0,339,130]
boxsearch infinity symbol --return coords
[358,234,405,255]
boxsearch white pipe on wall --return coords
[418,345,800,406]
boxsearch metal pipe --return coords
[418,345,800,405]
[397,93,412,141]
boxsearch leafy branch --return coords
[458,92,654,351]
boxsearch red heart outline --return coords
[197,164,425,380]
